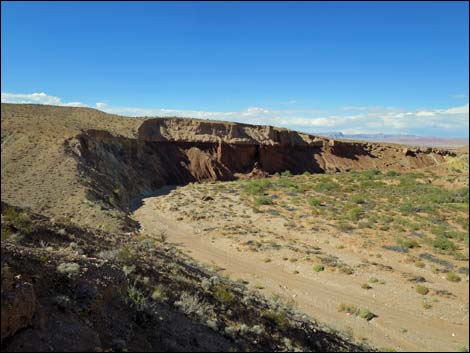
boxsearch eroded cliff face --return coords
[68,118,454,212]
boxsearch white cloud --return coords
[95,102,108,109]
[1,92,84,107]
[1,91,468,136]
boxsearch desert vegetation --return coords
[143,166,469,352]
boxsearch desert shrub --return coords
[432,236,457,251]
[446,272,461,283]
[212,284,235,304]
[312,264,325,272]
[281,170,293,177]
[454,252,469,261]
[0,226,13,241]
[307,197,321,207]
[122,264,135,277]
[339,266,354,275]
[4,207,32,233]
[158,229,168,242]
[116,245,136,264]
[57,262,80,278]
[261,309,290,330]
[174,292,208,317]
[386,170,401,177]
[416,285,429,295]
[399,202,416,214]
[361,169,381,180]
[399,174,418,187]
[396,237,419,249]
[348,207,364,221]
[151,285,169,302]
[276,178,300,191]
[338,304,376,321]
[255,196,274,206]
[350,194,366,204]
[368,277,379,283]
[361,283,372,290]
[244,179,272,195]
[127,282,147,311]
[415,261,425,268]
[357,308,377,321]
[338,303,357,314]
[313,181,340,193]
[445,231,469,244]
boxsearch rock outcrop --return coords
[69,117,454,212]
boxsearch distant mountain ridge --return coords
[318,132,469,149]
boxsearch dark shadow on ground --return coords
[129,185,179,212]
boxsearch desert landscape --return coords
[1,103,468,351]
[2,2,468,352]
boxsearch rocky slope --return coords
[1,202,368,352]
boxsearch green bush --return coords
[386,170,401,177]
[361,169,381,180]
[261,309,290,330]
[433,236,457,251]
[255,196,274,206]
[446,272,461,283]
[307,197,321,207]
[399,202,416,214]
[212,284,235,304]
[313,181,340,193]
[3,207,32,233]
[338,303,358,314]
[396,237,419,249]
[416,285,429,295]
[312,264,325,272]
[350,194,366,204]
[357,308,377,321]
[348,207,364,221]
[244,179,272,195]
[338,304,376,321]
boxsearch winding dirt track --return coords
[133,196,469,352]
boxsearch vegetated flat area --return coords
[133,168,469,352]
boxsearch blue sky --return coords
[2,1,468,137]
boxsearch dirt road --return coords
[133,195,469,352]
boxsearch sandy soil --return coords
[132,183,469,352]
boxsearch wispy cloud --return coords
[1,91,468,137]
[1,92,85,107]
